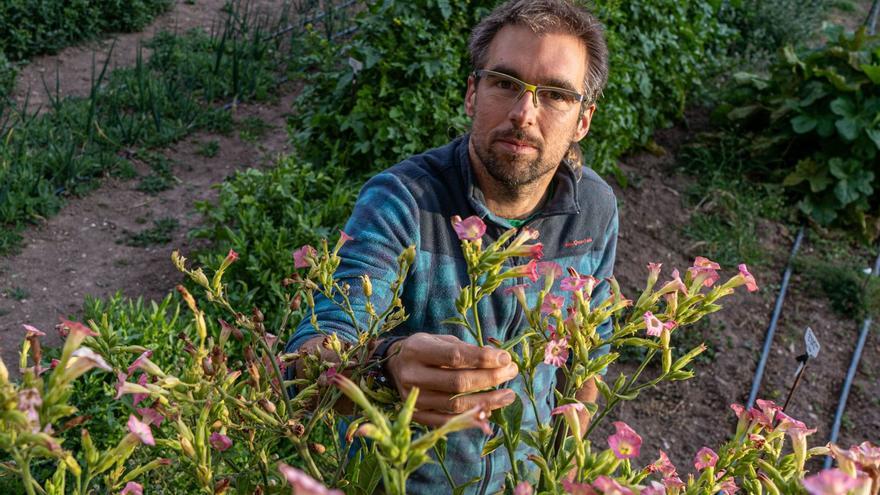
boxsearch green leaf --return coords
[783,159,831,192]
[836,117,861,141]
[860,64,880,84]
[727,104,762,121]
[501,395,524,434]
[830,97,856,118]
[791,114,817,134]
[481,432,505,457]
[866,128,880,150]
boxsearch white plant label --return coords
[805,327,820,359]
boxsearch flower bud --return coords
[252,307,264,324]
[361,275,373,298]
[290,293,302,311]
[259,399,276,414]
[180,436,196,459]
[400,245,416,266]
[309,442,326,455]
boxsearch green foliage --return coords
[0,52,15,100]
[290,0,482,175]
[718,0,828,69]
[0,0,172,61]
[291,0,730,179]
[0,7,289,255]
[586,1,732,177]
[678,134,789,267]
[196,139,220,158]
[124,217,179,247]
[191,157,357,324]
[136,151,176,194]
[719,27,880,237]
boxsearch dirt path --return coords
[11,0,286,115]
[0,0,296,370]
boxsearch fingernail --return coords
[497,352,510,365]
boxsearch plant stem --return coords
[296,439,323,481]
[471,284,484,347]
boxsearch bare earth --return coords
[0,0,877,476]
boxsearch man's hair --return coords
[468,0,609,104]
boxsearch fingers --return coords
[412,409,456,428]
[406,333,511,369]
[416,388,516,414]
[398,362,519,393]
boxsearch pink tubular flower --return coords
[136,407,165,427]
[543,337,569,367]
[717,476,739,494]
[694,447,719,470]
[541,294,565,314]
[514,481,533,495]
[551,401,587,439]
[592,475,634,495]
[503,283,529,309]
[127,414,155,446]
[224,249,239,264]
[210,432,233,452]
[64,347,112,381]
[119,482,143,495]
[127,350,164,377]
[23,324,46,337]
[537,261,564,284]
[648,450,677,478]
[802,469,866,495]
[451,215,486,241]
[59,318,99,350]
[132,374,149,406]
[560,478,598,495]
[505,242,544,260]
[278,463,344,495]
[663,476,685,491]
[737,264,759,292]
[641,481,667,495]
[115,372,151,400]
[643,311,664,337]
[658,269,689,296]
[504,259,539,282]
[688,257,721,287]
[608,421,642,459]
[293,245,317,269]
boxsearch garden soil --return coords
[1,0,879,479]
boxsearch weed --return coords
[123,217,179,247]
[0,308,9,317]
[196,140,220,158]
[238,116,273,143]
[135,151,176,194]
[5,286,29,301]
[794,254,879,321]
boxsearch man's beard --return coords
[474,128,568,191]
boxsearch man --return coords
[287,0,616,492]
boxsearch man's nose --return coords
[507,89,539,127]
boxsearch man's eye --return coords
[543,90,569,102]
[496,80,516,90]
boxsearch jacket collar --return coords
[458,133,582,224]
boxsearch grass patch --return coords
[238,116,273,143]
[795,232,880,321]
[196,139,220,158]
[0,2,290,255]
[123,217,179,247]
[4,286,29,301]
[677,134,790,267]
[135,151,176,194]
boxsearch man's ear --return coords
[465,74,477,118]
[574,103,596,141]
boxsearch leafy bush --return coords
[718,27,880,236]
[0,52,14,100]
[191,157,357,325]
[718,0,828,69]
[290,0,731,179]
[0,0,172,61]
[588,0,731,178]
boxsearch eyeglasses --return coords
[473,69,585,113]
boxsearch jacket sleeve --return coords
[285,170,421,355]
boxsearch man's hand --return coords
[386,333,519,427]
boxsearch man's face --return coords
[465,25,595,191]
